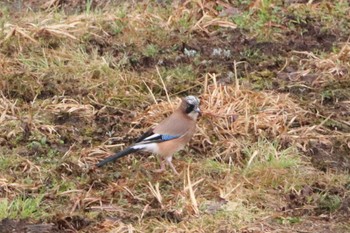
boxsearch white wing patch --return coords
[132,143,159,153]
[143,134,161,141]
[139,133,180,143]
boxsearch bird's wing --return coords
[135,128,181,144]
[134,111,193,145]
[135,129,154,143]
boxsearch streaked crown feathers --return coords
[184,96,200,106]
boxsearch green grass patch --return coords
[0,194,47,220]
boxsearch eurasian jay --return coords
[96,96,201,175]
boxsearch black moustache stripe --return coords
[186,104,195,114]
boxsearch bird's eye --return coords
[185,104,195,114]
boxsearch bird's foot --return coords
[167,161,180,176]
[153,168,165,173]
[153,161,165,173]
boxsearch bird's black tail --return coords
[96,147,139,167]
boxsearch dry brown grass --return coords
[289,42,350,87]
[82,74,347,232]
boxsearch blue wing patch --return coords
[139,133,180,144]
[161,134,179,141]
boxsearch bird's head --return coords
[181,95,201,120]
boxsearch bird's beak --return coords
[195,107,201,116]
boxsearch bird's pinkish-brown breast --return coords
[157,123,196,158]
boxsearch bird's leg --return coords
[165,156,179,176]
[153,160,165,173]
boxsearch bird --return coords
[96,96,201,175]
